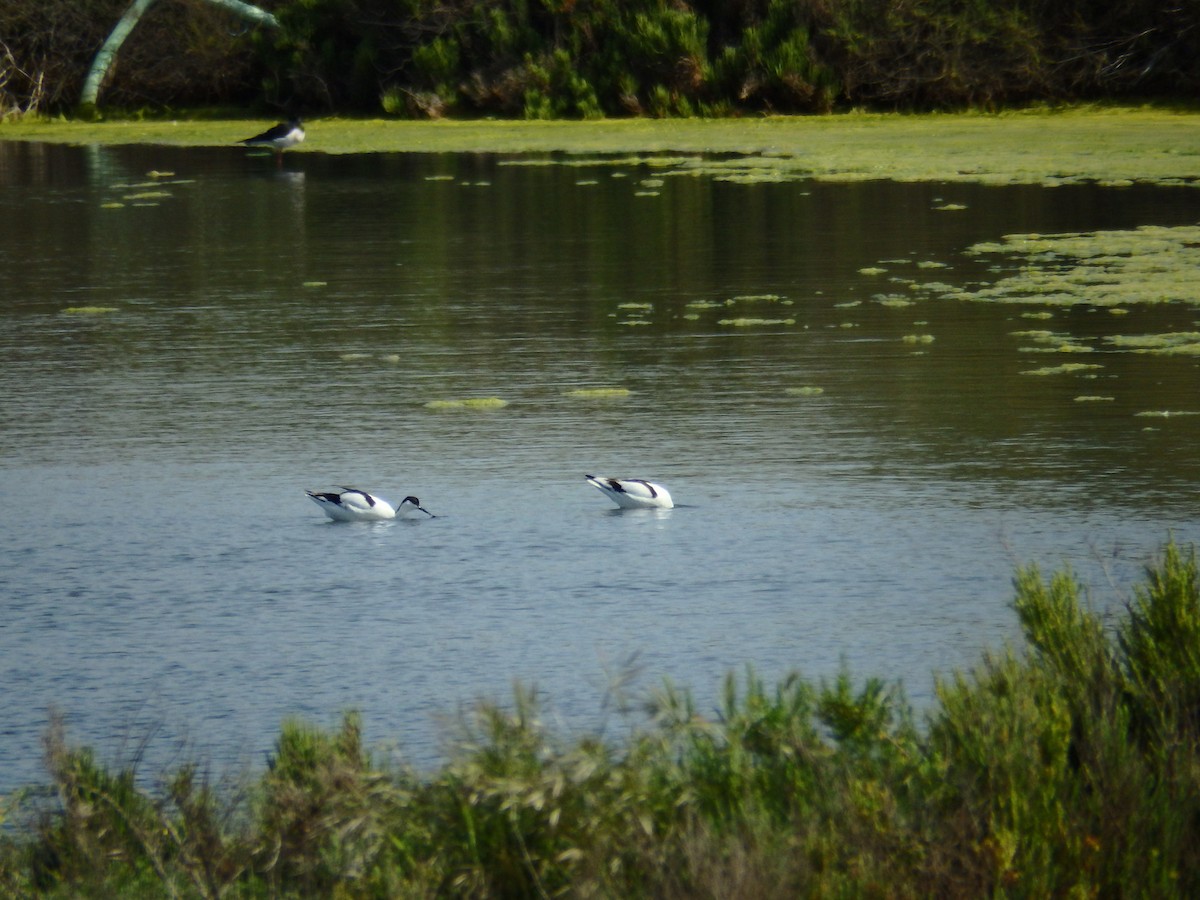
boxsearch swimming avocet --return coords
[585,474,674,509]
[306,486,434,522]
[238,118,305,164]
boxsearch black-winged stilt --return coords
[238,118,305,165]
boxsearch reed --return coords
[3,540,1199,897]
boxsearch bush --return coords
[3,540,1199,896]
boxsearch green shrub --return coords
[4,540,1199,896]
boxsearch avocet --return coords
[585,474,674,509]
[306,486,434,522]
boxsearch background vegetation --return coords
[2,0,1199,119]
[2,541,1198,897]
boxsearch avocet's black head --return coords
[402,496,436,517]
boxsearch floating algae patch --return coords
[1021,362,1104,376]
[718,317,796,327]
[302,281,328,288]
[712,170,799,184]
[955,224,1200,309]
[565,388,631,399]
[425,397,509,410]
[876,296,915,308]
[1075,395,1115,402]
[901,334,935,344]
[1106,332,1200,355]
[123,190,172,201]
[785,386,825,396]
[859,267,887,276]
[339,353,373,361]
[1011,330,1095,354]
[63,306,119,314]
[729,293,789,304]
[617,302,653,310]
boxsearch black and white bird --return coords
[585,474,674,509]
[306,486,434,522]
[238,118,305,163]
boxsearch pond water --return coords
[1,140,1198,793]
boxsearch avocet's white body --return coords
[306,487,433,522]
[585,474,674,509]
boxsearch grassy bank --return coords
[2,106,1200,187]
[2,540,1198,897]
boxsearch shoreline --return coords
[3,106,1199,187]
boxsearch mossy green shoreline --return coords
[3,106,1200,187]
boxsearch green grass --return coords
[2,540,1199,897]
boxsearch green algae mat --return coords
[3,106,1199,188]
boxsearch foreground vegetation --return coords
[2,0,1199,118]
[2,540,1199,897]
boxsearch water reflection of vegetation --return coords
[3,542,1199,897]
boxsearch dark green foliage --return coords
[3,540,1200,896]
[4,0,1199,116]
[249,0,1200,116]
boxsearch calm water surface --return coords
[1,141,1198,792]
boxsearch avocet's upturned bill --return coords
[585,474,674,509]
[305,486,434,522]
